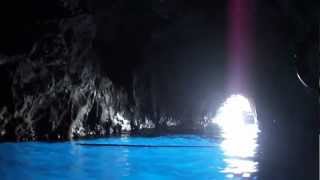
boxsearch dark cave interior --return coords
[0,0,318,179]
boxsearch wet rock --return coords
[0,0,136,141]
[0,0,212,141]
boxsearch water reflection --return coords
[213,94,260,178]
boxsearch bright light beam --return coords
[227,0,254,94]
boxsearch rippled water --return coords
[0,135,258,180]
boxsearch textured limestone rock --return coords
[0,0,132,141]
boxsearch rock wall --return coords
[0,0,180,141]
[0,0,132,141]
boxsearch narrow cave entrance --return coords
[212,94,260,178]
[213,94,258,131]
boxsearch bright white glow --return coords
[212,94,260,177]
[222,158,258,177]
[116,113,131,131]
[213,94,257,134]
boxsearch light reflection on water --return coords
[213,94,260,179]
[0,133,261,179]
[0,136,228,179]
[0,93,261,180]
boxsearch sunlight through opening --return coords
[212,94,260,178]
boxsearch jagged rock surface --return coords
[0,1,137,141]
[0,0,232,141]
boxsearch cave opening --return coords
[212,94,260,178]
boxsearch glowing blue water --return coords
[0,135,257,179]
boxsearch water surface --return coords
[0,135,258,180]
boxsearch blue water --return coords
[0,135,257,180]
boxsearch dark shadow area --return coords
[0,0,318,179]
